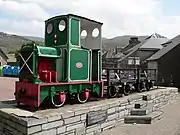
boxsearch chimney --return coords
[115,46,118,54]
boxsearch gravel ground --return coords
[101,96,180,135]
[0,77,18,101]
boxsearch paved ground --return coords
[101,96,180,135]
[0,77,18,101]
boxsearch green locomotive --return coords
[15,14,104,108]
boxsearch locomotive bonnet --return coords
[14,14,104,108]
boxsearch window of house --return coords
[128,59,134,65]
[135,59,140,65]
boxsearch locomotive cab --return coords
[44,14,103,82]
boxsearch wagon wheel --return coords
[136,82,144,93]
[108,86,118,98]
[51,91,66,107]
[77,89,90,103]
[145,81,150,91]
[145,80,153,91]
[123,84,131,96]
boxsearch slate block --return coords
[134,104,141,109]
[130,109,148,116]
[124,111,163,124]
[131,103,154,116]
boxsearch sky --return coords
[0,0,180,39]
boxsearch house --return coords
[102,37,140,68]
[147,34,180,88]
[122,37,141,54]
[7,54,18,66]
[0,47,8,66]
[102,48,120,68]
[117,33,169,69]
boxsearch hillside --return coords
[0,32,148,54]
[102,35,148,50]
[0,32,33,53]
[24,35,149,50]
[23,36,44,43]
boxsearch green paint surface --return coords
[92,50,99,81]
[0,66,2,76]
[39,82,103,104]
[70,18,80,46]
[69,49,89,81]
[37,46,60,58]
[56,48,68,82]
[45,17,68,46]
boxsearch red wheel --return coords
[77,89,90,103]
[51,91,66,107]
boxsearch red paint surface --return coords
[15,82,40,107]
[101,81,104,98]
[38,81,103,86]
[38,58,57,83]
[59,91,66,102]
[84,89,90,99]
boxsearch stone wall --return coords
[0,87,179,135]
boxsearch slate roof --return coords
[140,33,169,49]
[123,42,141,55]
[105,48,113,58]
[113,52,125,58]
[103,48,117,58]
[147,34,180,61]
[118,40,147,62]
[118,33,168,62]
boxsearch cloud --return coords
[0,0,180,39]
[0,0,49,21]
[0,18,44,37]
